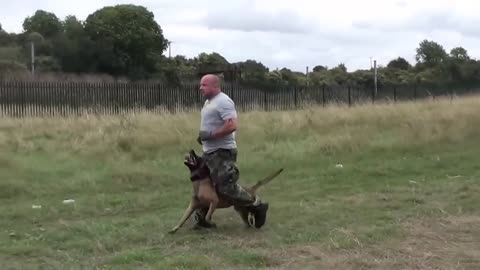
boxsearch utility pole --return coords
[167,41,173,58]
[306,66,309,87]
[31,41,35,76]
[370,57,373,70]
[374,60,378,97]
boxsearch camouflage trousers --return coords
[194,148,255,223]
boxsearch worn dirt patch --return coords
[262,215,480,270]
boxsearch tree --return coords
[313,65,327,72]
[381,66,415,85]
[349,70,372,88]
[459,60,480,83]
[0,23,14,46]
[171,55,196,75]
[53,15,96,73]
[324,64,348,85]
[310,71,332,86]
[84,4,168,78]
[279,68,300,86]
[172,55,190,66]
[237,60,268,73]
[337,63,347,72]
[196,52,229,67]
[415,40,447,67]
[23,10,63,38]
[21,32,52,58]
[450,47,469,61]
[267,70,286,85]
[35,55,61,72]
[63,16,85,38]
[236,60,268,84]
[387,57,411,70]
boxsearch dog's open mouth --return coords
[184,155,194,166]
[184,151,198,168]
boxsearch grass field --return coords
[1,97,480,269]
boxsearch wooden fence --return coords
[0,81,472,117]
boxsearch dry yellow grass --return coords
[1,95,479,158]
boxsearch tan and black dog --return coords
[168,149,283,234]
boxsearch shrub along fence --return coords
[0,81,477,117]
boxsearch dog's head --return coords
[183,149,201,170]
[184,149,209,181]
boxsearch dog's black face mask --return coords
[184,150,210,181]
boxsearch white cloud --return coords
[2,0,480,72]
[203,1,312,34]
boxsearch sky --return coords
[2,0,480,72]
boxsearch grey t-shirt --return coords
[200,92,237,153]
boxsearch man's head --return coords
[200,74,221,99]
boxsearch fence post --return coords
[322,84,326,107]
[413,84,417,100]
[393,86,397,103]
[294,86,298,109]
[348,86,352,107]
[263,89,268,111]
[230,82,235,101]
[20,81,26,117]
[372,84,375,104]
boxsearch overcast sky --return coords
[2,0,480,72]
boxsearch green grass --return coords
[1,97,480,269]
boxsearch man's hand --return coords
[213,118,237,138]
[198,130,214,144]
[196,136,202,145]
[197,118,237,145]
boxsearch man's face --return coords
[200,76,218,98]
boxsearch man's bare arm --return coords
[198,98,238,143]
[197,118,237,144]
[212,118,237,138]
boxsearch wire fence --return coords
[0,81,478,117]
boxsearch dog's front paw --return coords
[202,221,216,228]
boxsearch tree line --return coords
[1,4,480,90]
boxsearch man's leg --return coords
[206,149,269,228]
[206,149,254,204]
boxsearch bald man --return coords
[194,74,269,229]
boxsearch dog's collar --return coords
[190,169,209,182]
[190,173,204,182]
[189,161,210,182]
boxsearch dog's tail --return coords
[250,168,284,192]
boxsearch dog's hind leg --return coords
[168,200,196,234]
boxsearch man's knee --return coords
[216,181,255,204]
[216,181,238,197]
[209,162,239,185]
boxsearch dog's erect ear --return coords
[190,149,199,158]
[184,156,196,170]
[183,153,195,169]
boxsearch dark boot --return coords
[254,202,269,228]
[234,205,252,227]
[246,200,269,228]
